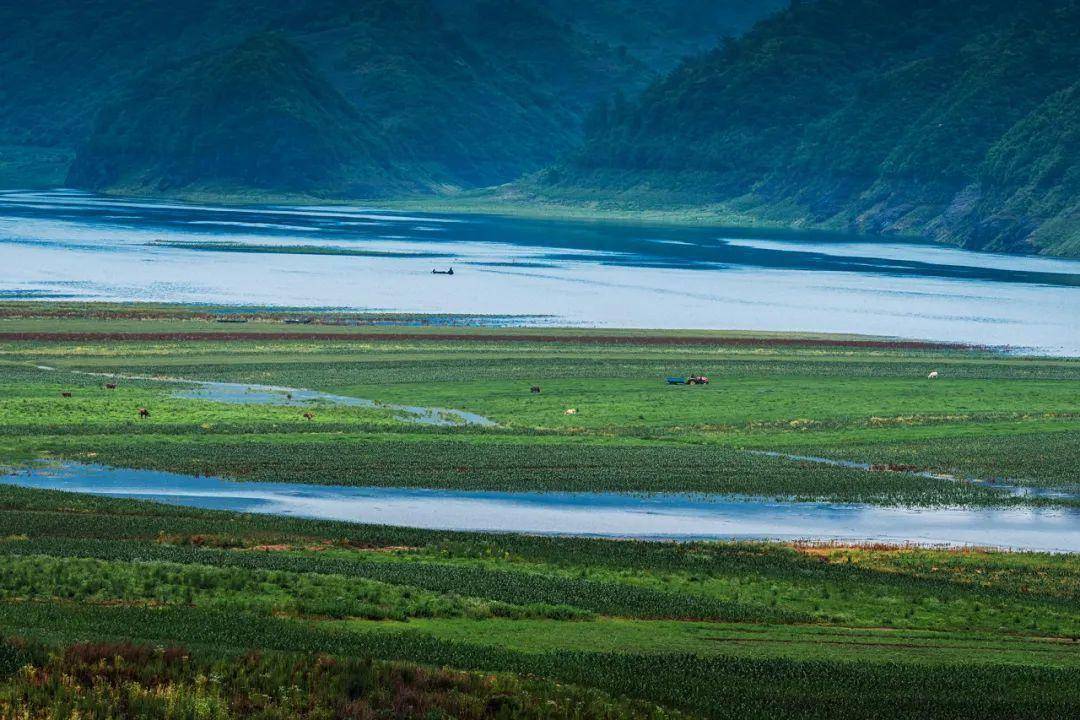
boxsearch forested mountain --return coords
[7,1,1074,256]
[551,0,1080,255]
[66,34,405,196]
[0,0,779,196]
[432,0,788,72]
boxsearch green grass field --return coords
[3,307,1079,502]
[1,304,1078,718]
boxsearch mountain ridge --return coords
[1,0,778,195]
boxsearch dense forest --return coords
[551,0,1080,255]
[65,33,405,196]
[0,0,780,196]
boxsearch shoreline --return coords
[11,184,1076,261]
[0,301,1049,356]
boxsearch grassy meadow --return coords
[0,304,1078,718]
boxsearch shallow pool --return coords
[171,380,496,426]
[3,462,1078,552]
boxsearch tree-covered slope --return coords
[970,81,1080,256]
[0,0,782,195]
[433,0,788,72]
[552,0,1080,255]
[66,34,403,196]
[287,0,645,189]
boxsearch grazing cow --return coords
[927,371,939,379]
[302,411,315,421]
[530,386,541,394]
[564,408,577,415]
[138,407,150,418]
[105,383,117,390]
[60,391,72,398]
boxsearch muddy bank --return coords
[0,331,971,350]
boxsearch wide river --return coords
[3,189,1080,354]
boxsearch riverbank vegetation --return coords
[0,637,685,720]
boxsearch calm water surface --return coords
[3,190,1080,354]
[3,463,1078,552]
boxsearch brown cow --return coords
[138,407,150,418]
[302,411,315,421]
[105,383,117,390]
[60,391,72,398]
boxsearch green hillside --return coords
[973,81,1080,256]
[66,34,403,196]
[0,0,779,195]
[550,0,1080,255]
[289,0,643,189]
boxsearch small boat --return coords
[432,267,454,275]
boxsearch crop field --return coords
[0,304,1078,718]
[0,487,1078,718]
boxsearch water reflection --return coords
[2,462,1077,552]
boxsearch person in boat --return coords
[432,267,454,275]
